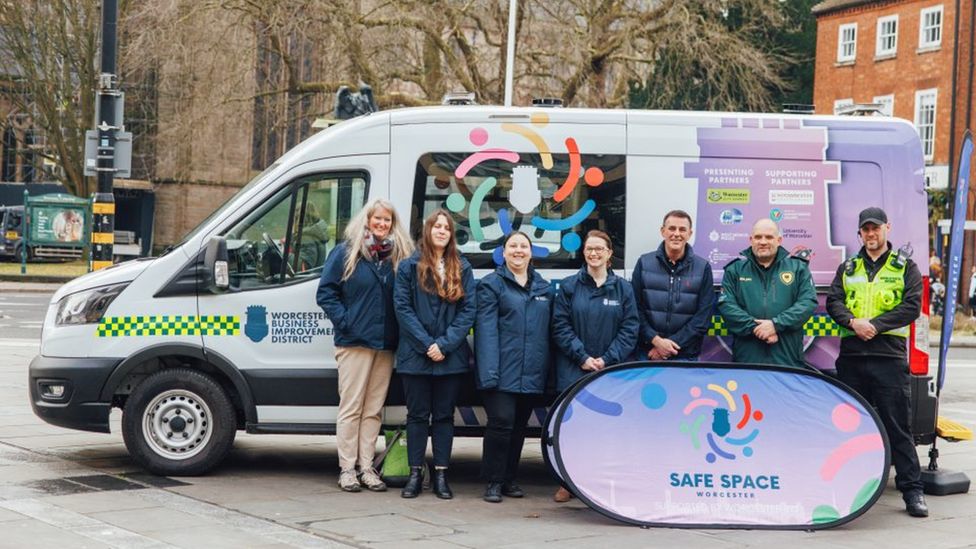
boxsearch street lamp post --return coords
[91,0,119,271]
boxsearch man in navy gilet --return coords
[632,210,715,360]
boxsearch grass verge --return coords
[0,260,88,278]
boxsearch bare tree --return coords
[195,0,788,110]
[0,0,100,196]
[0,0,790,190]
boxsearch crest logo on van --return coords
[245,305,269,342]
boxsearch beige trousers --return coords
[335,346,394,471]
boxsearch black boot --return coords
[432,468,453,500]
[905,491,929,518]
[400,467,423,499]
[501,481,524,498]
[483,482,503,503]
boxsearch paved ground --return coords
[1,287,975,548]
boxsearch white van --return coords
[30,106,933,475]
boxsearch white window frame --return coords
[919,5,943,49]
[873,94,895,116]
[834,98,854,115]
[837,23,858,62]
[876,15,898,57]
[914,89,938,161]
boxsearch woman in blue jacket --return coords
[393,209,476,499]
[475,231,552,503]
[317,198,413,493]
[551,230,639,501]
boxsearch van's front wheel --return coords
[122,368,236,476]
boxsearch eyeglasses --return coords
[584,247,609,254]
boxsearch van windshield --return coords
[163,162,281,256]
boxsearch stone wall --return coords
[152,180,241,250]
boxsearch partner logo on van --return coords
[720,208,743,225]
[244,306,329,344]
[706,189,750,204]
[768,189,814,206]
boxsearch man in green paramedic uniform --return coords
[719,218,817,367]
[826,207,927,518]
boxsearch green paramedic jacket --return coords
[719,246,818,368]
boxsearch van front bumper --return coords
[29,355,121,433]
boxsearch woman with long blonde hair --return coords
[317,198,413,492]
[393,209,476,499]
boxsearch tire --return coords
[12,243,29,262]
[122,368,237,476]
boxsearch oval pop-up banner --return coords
[547,363,890,529]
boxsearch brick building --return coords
[813,0,976,291]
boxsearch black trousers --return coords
[400,373,465,467]
[481,390,536,483]
[836,355,923,496]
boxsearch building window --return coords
[876,15,898,57]
[873,94,895,116]
[919,6,943,49]
[837,23,857,62]
[251,29,319,172]
[122,66,159,181]
[1,127,15,182]
[834,98,854,115]
[0,124,38,183]
[914,89,937,161]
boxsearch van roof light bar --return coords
[836,103,887,116]
[442,92,477,106]
[532,97,563,108]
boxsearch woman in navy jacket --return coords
[475,231,552,503]
[393,210,477,499]
[551,230,639,501]
[317,198,413,493]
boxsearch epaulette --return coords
[790,247,814,263]
[724,255,747,270]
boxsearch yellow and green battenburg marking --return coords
[707,314,844,337]
[97,315,240,337]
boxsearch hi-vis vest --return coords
[842,253,909,338]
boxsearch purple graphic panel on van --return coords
[688,118,928,286]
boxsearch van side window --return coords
[223,172,367,289]
[412,152,626,269]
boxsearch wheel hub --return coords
[143,389,212,460]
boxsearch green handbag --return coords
[373,427,410,487]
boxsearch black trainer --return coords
[501,481,525,498]
[432,468,453,500]
[400,467,423,499]
[483,482,503,503]
[905,492,929,518]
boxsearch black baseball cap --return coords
[858,207,888,228]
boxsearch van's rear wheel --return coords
[122,368,236,476]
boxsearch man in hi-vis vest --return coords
[826,207,927,518]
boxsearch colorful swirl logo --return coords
[680,380,764,463]
[442,113,607,264]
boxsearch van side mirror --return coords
[203,237,229,292]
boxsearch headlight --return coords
[55,282,129,326]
